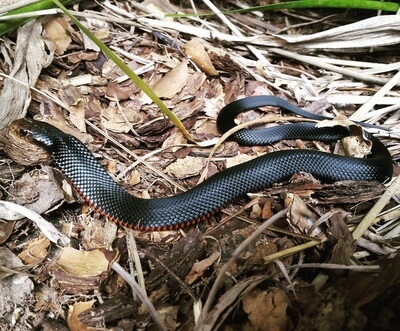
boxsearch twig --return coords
[269,48,400,87]
[111,262,167,331]
[195,208,288,329]
[350,70,400,121]
[353,176,400,240]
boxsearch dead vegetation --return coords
[0,1,400,330]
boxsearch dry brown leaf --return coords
[0,247,34,320]
[43,17,72,55]
[7,167,64,215]
[262,199,274,219]
[56,247,109,277]
[185,251,220,285]
[100,105,143,133]
[128,169,141,185]
[185,38,218,76]
[152,60,189,98]
[18,236,50,264]
[106,80,136,100]
[0,220,15,245]
[201,275,268,329]
[317,117,372,158]
[226,153,257,168]
[0,247,32,280]
[165,156,205,179]
[250,203,262,219]
[242,288,290,331]
[162,129,187,151]
[49,247,118,294]
[316,114,357,128]
[67,300,96,331]
[286,193,321,237]
[59,85,88,132]
[342,136,372,158]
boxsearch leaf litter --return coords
[0,1,400,330]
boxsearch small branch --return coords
[111,262,167,331]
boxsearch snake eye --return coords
[19,128,32,137]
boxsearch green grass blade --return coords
[168,0,399,18]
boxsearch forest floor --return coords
[0,1,400,330]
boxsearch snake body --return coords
[18,96,393,231]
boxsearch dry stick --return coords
[125,231,147,295]
[195,208,288,329]
[111,262,167,331]
[269,48,400,87]
[350,70,400,121]
[202,0,272,67]
[286,263,380,271]
[262,237,326,264]
[143,250,197,301]
[353,176,400,240]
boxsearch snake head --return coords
[14,118,64,150]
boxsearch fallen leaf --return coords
[286,193,321,237]
[342,136,371,158]
[152,60,189,98]
[57,247,109,277]
[185,251,220,285]
[165,156,205,179]
[185,38,218,76]
[18,236,50,264]
[0,220,15,244]
[68,300,95,331]
[226,153,257,168]
[242,288,291,331]
[43,17,72,55]
[100,105,143,133]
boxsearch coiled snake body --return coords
[17,96,393,231]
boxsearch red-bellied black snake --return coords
[14,96,393,231]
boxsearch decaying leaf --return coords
[286,193,322,237]
[152,60,189,98]
[56,247,111,277]
[100,104,143,133]
[226,153,257,168]
[18,236,50,265]
[0,247,34,322]
[6,167,65,216]
[68,300,96,331]
[49,247,118,294]
[185,38,218,76]
[0,220,15,245]
[165,156,205,179]
[43,17,72,55]
[185,251,220,285]
[0,20,55,129]
[242,288,291,331]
